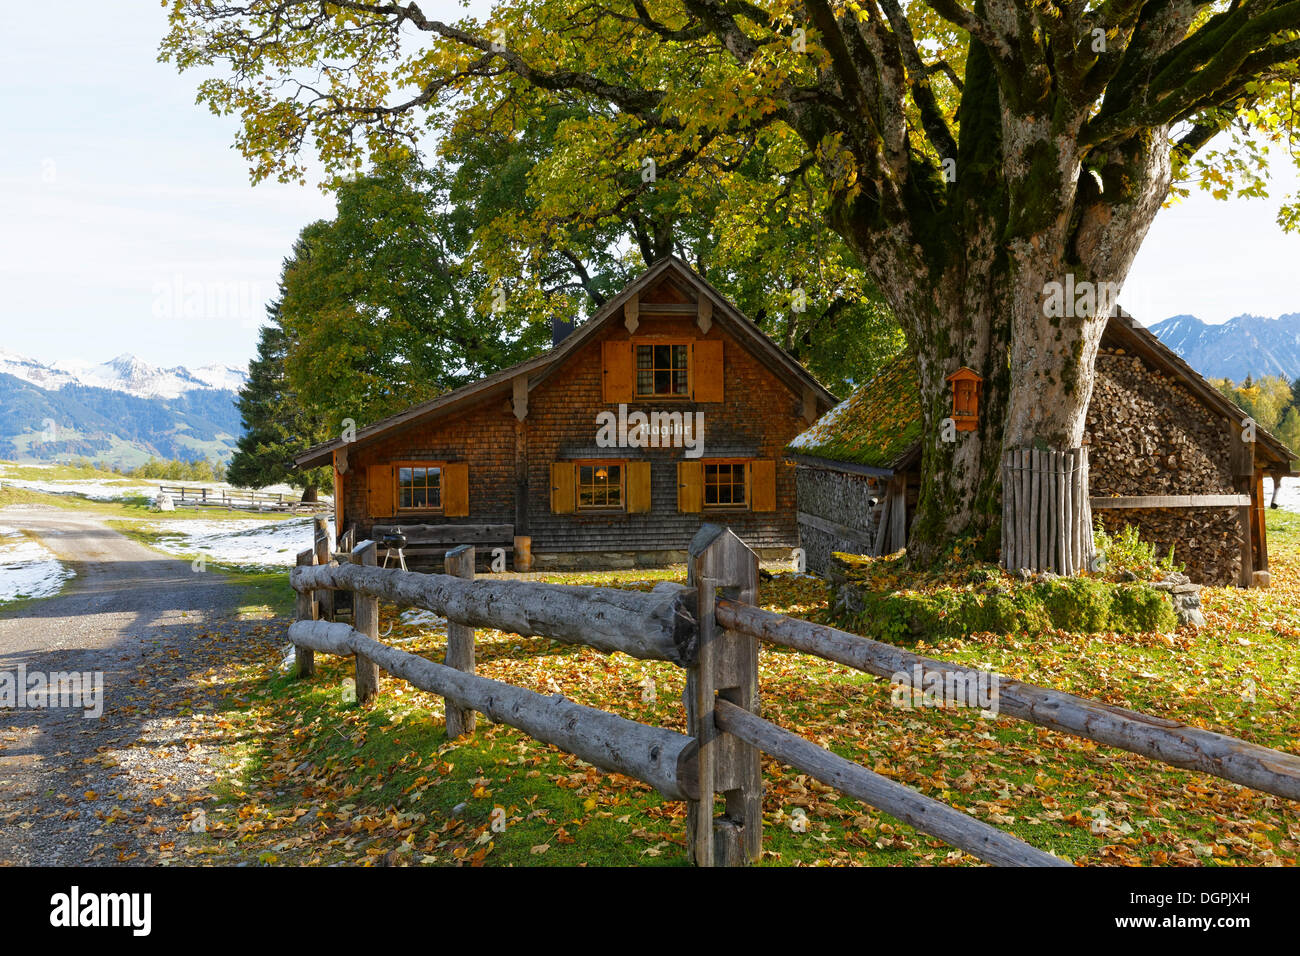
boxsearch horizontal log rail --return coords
[294,526,1296,866]
[291,561,697,664]
[1090,494,1251,509]
[713,700,1069,867]
[795,511,877,552]
[288,619,698,800]
[716,599,1300,802]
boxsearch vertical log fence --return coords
[288,522,1300,867]
[1002,446,1093,574]
[351,540,380,704]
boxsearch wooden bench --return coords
[371,524,515,569]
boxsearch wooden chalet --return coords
[788,308,1297,586]
[296,258,837,570]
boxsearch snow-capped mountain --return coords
[1149,312,1300,382]
[0,350,248,467]
[0,350,248,400]
[0,353,248,468]
[190,363,251,392]
[0,349,81,391]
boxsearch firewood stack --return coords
[1084,348,1243,585]
[1093,508,1240,585]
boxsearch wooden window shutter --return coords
[627,461,652,514]
[443,463,469,516]
[750,459,777,512]
[677,460,703,513]
[603,340,634,402]
[691,340,724,402]
[550,462,576,514]
[367,464,394,518]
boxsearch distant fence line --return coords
[158,484,328,514]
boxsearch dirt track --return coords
[0,504,265,865]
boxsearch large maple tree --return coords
[162,0,1300,562]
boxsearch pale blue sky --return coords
[1,1,1297,372]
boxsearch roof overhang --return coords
[785,452,896,478]
[294,351,553,470]
[526,256,839,408]
[295,256,838,470]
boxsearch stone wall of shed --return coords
[1085,346,1241,585]
[794,465,883,574]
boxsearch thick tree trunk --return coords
[902,267,1013,565]
[300,483,319,503]
[829,37,1173,569]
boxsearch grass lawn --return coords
[163,512,1300,867]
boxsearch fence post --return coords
[313,515,334,622]
[293,547,317,678]
[686,524,761,866]
[444,545,476,737]
[352,540,380,704]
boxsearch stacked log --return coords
[1086,348,1234,497]
[1093,508,1240,586]
[1085,348,1243,586]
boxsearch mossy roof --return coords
[786,350,922,469]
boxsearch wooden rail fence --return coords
[159,484,330,513]
[289,523,1300,867]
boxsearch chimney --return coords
[551,317,575,348]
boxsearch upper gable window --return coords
[636,343,689,397]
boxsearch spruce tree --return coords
[227,301,332,501]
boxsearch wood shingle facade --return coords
[297,258,837,569]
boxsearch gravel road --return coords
[0,504,272,865]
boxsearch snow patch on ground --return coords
[0,476,161,500]
[0,528,74,603]
[142,516,329,568]
[1265,476,1300,514]
[399,608,448,632]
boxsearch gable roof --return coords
[295,257,837,469]
[787,308,1296,474]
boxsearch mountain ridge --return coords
[0,350,248,467]
[0,348,248,400]
[1147,311,1300,382]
